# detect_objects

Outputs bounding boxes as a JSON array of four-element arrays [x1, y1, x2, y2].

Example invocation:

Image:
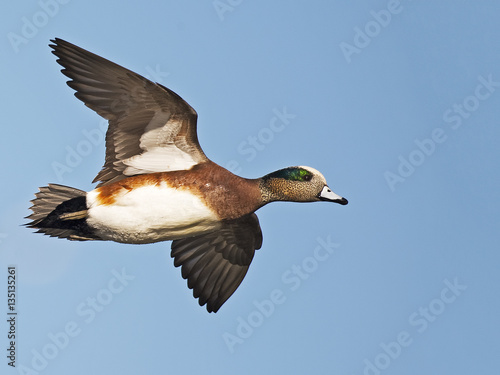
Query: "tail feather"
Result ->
[[26, 184, 101, 241]]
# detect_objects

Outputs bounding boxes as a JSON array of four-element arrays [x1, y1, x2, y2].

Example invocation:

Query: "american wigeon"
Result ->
[[27, 38, 348, 312]]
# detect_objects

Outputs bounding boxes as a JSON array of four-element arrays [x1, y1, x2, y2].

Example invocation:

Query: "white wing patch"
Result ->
[[142, 112, 180, 148], [123, 148, 198, 175], [121, 113, 198, 175]]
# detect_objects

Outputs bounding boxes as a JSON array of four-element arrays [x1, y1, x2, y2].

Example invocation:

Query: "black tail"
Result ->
[[26, 184, 101, 241]]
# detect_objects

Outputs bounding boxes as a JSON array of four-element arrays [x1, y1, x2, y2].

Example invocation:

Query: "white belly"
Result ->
[[86, 184, 221, 244]]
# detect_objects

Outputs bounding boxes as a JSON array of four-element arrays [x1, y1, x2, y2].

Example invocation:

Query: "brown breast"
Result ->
[[94, 161, 264, 220]]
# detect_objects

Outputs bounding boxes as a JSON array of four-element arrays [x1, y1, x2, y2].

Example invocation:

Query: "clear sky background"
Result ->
[[1, 1, 499, 374]]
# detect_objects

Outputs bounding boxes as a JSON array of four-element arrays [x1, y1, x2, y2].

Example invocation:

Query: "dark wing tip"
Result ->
[[49, 37, 74, 57], [171, 214, 263, 313]]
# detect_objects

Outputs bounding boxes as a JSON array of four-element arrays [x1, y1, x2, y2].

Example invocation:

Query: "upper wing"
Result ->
[[50, 38, 208, 187], [171, 214, 263, 313]]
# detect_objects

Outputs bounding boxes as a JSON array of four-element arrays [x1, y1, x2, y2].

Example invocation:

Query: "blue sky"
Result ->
[[1, 1, 500, 374]]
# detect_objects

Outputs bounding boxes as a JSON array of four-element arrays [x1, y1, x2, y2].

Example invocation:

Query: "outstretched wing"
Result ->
[[171, 214, 263, 313], [50, 38, 208, 187]]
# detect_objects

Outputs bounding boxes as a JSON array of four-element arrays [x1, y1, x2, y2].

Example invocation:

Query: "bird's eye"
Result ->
[[303, 174, 312, 181]]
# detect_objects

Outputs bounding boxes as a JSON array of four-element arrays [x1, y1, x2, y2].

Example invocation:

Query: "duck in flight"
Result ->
[[26, 38, 348, 313]]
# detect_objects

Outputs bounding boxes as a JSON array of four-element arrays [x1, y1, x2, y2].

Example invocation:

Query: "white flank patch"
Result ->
[[86, 183, 220, 244]]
